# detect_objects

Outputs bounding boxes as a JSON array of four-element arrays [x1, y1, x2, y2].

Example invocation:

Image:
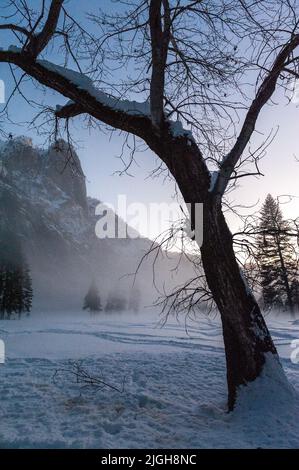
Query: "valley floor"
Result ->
[[0, 310, 298, 448]]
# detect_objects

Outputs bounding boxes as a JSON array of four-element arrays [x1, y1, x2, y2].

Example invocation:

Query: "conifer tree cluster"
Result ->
[[256, 194, 298, 313], [105, 293, 127, 313], [83, 282, 142, 314], [0, 229, 33, 319]]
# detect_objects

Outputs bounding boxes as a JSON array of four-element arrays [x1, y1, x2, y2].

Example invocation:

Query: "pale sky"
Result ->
[[0, 0, 298, 243]]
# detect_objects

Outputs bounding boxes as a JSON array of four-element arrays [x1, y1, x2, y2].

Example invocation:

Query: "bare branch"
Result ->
[[214, 33, 299, 196], [24, 0, 64, 57], [55, 101, 85, 119], [149, 0, 170, 127], [0, 23, 31, 37], [53, 361, 126, 394], [0, 49, 157, 146]]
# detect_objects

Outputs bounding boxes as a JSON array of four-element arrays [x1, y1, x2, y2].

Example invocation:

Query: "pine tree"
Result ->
[[256, 194, 297, 313], [105, 292, 127, 312], [128, 286, 141, 313], [0, 229, 33, 319], [291, 277, 299, 312], [20, 263, 33, 315], [83, 282, 102, 312]]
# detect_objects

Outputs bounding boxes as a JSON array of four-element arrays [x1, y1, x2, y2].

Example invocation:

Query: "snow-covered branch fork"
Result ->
[[1, 0, 299, 410]]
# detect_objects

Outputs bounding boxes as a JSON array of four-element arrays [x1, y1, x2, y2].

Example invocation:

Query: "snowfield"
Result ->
[[0, 310, 298, 449]]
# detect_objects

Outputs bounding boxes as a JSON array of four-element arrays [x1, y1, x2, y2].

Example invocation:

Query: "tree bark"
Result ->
[[200, 200, 278, 410], [161, 135, 279, 410]]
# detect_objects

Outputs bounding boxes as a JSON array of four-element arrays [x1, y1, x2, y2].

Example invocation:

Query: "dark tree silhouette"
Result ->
[[0, 229, 33, 319], [291, 278, 299, 312], [105, 293, 127, 313], [256, 195, 297, 313], [83, 282, 102, 312], [128, 286, 141, 313]]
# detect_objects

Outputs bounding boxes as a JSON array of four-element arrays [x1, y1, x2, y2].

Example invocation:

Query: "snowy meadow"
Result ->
[[0, 309, 298, 449]]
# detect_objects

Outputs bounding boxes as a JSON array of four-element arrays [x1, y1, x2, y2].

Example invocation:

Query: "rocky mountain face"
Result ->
[[0, 137, 195, 312]]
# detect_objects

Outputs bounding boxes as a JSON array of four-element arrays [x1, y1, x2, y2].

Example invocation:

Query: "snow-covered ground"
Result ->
[[0, 309, 298, 448]]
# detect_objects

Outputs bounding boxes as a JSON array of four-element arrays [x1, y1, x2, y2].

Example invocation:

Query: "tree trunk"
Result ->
[[160, 135, 282, 411], [200, 199, 278, 410], [276, 237, 294, 314]]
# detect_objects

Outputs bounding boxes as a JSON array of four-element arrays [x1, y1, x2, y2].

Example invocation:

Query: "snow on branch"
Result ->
[[39, 61, 151, 118], [169, 120, 195, 143], [0, 48, 155, 140]]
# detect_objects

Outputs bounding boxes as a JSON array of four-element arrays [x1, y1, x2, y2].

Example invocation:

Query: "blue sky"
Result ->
[[0, 0, 298, 240]]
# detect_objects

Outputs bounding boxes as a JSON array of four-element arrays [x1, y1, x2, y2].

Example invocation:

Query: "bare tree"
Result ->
[[1, 0, 299, 409]]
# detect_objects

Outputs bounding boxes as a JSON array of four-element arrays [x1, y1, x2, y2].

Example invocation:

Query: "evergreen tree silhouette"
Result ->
[[83, 282, 102, 312], [256, 194, 296, 313], [291, 278, 299, 312], [0, 228, 33, 319], [128, 286, 141, 313], [105, 292, 127, 312]]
